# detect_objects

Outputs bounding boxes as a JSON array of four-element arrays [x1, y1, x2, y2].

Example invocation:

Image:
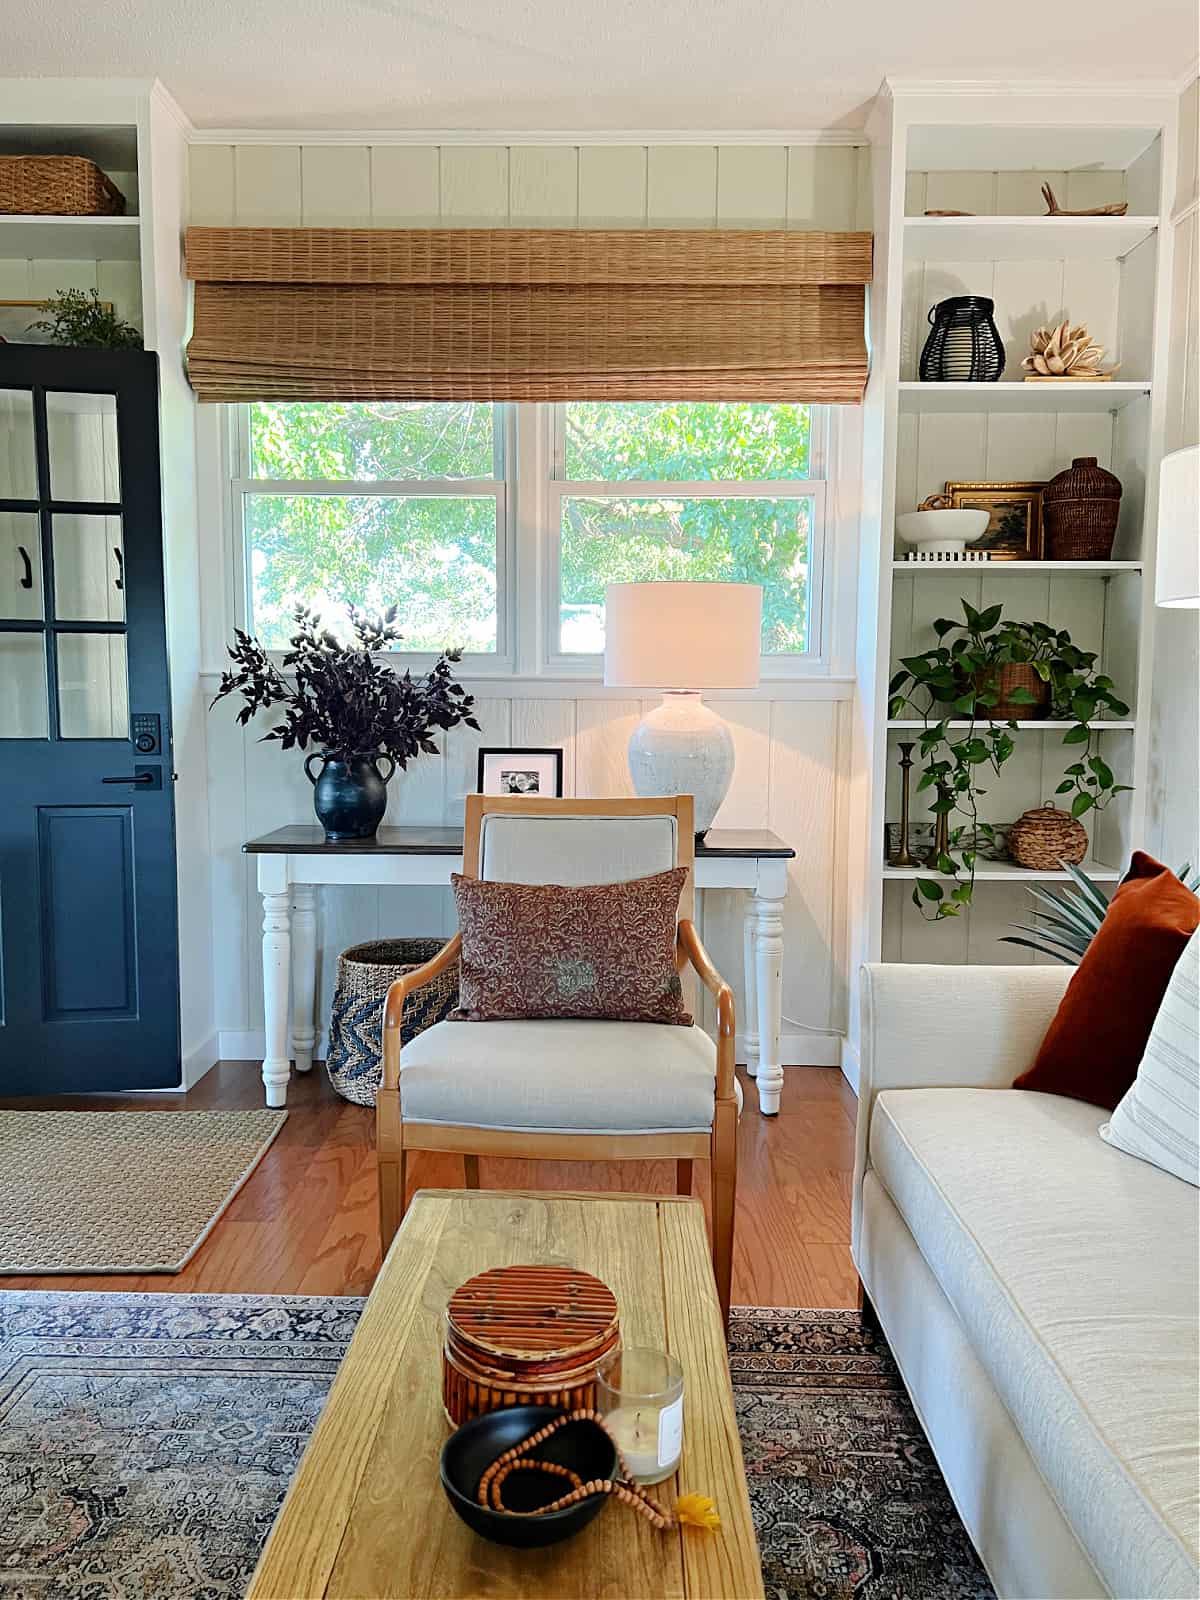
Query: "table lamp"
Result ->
[[1156, 446, 1199, 608], [603, 581, 762, 835]]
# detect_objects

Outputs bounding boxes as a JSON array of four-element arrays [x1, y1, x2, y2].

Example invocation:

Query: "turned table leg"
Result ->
[[742, 896, 760, 1079], [261, 887, 293, 1109], [291, 884, 318, 1075], [753, 891, 785, 1116]]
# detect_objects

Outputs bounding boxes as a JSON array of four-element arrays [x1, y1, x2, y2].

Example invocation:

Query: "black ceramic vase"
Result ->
[[304, 752, 396, 841], [919, 295, 1005, 382]]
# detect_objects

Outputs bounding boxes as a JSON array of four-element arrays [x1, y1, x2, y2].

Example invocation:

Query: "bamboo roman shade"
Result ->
[[184, 227, 872, 404]]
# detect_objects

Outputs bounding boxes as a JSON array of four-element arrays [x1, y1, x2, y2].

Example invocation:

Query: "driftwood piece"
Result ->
[[1040, 182, 1128, 218]]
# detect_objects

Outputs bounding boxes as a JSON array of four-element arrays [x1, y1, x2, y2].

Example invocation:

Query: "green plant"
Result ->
[[888, 600, 1133, 919], [1002, 858, 1199, 962], [29, 288, 142, 350]]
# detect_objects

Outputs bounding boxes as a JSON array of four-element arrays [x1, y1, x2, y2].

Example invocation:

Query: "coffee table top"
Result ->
[[248, 1189, 763, 1600]]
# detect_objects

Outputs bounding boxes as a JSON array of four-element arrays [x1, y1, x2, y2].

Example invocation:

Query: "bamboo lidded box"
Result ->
[[443, 1265, 620, 1426]]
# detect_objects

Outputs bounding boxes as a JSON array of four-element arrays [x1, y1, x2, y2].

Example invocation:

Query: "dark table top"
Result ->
[[244, 824, 795, 860]]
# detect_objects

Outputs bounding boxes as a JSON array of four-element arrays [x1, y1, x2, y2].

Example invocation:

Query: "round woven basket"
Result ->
[[1008, 805, 1088, 870], [980, 663, 1050, 722], [443, 1265, 620, 1426], [325, 937, 459, 1107], [1042, 456, 1122, 560]]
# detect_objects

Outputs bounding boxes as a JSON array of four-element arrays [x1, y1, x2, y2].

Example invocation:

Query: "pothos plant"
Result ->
[[888, 600, 1132, 919]]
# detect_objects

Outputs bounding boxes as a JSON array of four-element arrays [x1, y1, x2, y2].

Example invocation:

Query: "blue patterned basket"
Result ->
[[326, 938, 459, 1107]]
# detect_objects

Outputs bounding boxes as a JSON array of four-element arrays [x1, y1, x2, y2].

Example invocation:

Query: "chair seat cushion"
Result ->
[[399, 1019, 736, 1134]]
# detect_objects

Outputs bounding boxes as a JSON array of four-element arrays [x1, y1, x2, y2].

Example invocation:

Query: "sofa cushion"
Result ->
[[399, 1018, 739, 1133], [870, 1085, 1199, 1600]]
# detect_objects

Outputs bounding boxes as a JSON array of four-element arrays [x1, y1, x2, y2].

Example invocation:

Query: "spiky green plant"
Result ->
[[1002, 859, 1200, 963]]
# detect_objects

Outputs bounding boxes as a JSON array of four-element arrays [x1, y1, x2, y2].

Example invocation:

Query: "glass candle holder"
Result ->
[[595, 1346, 684, 1484]]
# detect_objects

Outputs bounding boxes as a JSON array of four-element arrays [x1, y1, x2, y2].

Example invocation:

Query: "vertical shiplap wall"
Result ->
[[1148, 80, 1200, 867], [188, 141, 869, 229], [0, 257, 143, 330], [192, 139, 866, 1063]]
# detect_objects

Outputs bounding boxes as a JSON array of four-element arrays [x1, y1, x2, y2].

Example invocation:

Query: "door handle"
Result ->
[[17, 545, 32, 590], [113, 547, 124, 591], [102, 772, 155, 785], [102, 764, 163, 790]]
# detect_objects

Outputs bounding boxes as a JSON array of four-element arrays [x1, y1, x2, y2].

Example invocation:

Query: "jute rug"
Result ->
[[0, 1110, 287, 1274], [0, 1294, 993, 1599]]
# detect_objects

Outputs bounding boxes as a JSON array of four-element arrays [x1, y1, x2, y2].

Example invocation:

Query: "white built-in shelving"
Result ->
[[848, 81, 1178, 1020], [0, 215, 142, 261]]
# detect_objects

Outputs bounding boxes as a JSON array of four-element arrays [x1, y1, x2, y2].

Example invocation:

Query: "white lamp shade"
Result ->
[[1156, 446, 1200, 608], [603, 581, 763, 689]]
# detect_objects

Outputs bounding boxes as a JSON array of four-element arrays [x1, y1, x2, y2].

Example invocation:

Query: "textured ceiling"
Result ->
[[3, 0, 1193, 129]]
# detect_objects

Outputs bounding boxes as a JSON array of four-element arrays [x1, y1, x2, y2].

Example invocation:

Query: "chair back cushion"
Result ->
[[478, 813, 677, 885], [450, 867, 692, 1024]]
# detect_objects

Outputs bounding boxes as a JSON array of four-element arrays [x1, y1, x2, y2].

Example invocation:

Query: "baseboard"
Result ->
[[182, 1032, 221, 1091], [840, 1037, 861, 1094]]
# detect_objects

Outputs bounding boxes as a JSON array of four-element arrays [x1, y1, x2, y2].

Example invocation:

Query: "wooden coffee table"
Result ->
[[248, 1189, 763, 1600]]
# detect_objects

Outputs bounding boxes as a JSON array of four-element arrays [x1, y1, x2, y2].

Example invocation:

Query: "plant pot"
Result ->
[[304, 752, 396, 841], [977, 663, 1051, 722]]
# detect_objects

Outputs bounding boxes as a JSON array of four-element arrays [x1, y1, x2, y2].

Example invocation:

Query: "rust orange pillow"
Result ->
[[1014, 851, 1200, 1109], [449, 868, 692, 1025]]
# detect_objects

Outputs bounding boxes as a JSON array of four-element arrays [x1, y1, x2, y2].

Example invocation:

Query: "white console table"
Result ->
[[243, 825, 795, 1116]]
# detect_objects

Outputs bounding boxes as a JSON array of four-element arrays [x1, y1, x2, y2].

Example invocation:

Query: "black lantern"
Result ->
[[919, 296, 1005, 382]]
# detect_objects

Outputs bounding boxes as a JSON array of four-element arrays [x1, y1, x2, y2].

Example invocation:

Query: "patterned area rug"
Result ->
[[0, 1294, 994, 1599], [0, 1111, 287, 1273]]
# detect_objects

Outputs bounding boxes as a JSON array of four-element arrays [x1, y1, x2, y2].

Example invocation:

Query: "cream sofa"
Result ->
[[852, 963, 1200, 1600]]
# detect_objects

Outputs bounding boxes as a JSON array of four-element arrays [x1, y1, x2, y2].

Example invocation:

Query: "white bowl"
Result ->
[[896, 508, 991, 554]]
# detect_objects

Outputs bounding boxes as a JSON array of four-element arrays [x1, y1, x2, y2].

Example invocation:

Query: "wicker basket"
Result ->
[[979, 662, 1050, 722], [1008, 805, 1088, 870], [325, 937, 458, 1106], [1042, 456, 1122, 560], [0, 156, 126, 217], [443, 1265, 620, 1427]]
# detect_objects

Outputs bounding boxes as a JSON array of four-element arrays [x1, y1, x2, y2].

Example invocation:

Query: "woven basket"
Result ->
[[1008, 805, 1088, 870], [0, 156, 126, 217], [443, 1265, 620, 1427], [979, 663, 1050, 722], [325, 937, 458, 1106], [1042, 456, 1121, 560]]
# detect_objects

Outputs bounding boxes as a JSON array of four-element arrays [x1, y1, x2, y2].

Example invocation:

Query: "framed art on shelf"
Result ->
[[0, 298, 113, 345], [476, 747, 564, 798], [943, 480, 1046, 559]]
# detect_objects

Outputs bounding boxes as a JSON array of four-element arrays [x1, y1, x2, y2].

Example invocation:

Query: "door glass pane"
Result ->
[[57, 633, 129, 739], [0, 388, 37, 499], [0, 634, 49, 738], [0, 511, 43, 620], [52, 514, 125, 622], [46, 392, 120, 503]]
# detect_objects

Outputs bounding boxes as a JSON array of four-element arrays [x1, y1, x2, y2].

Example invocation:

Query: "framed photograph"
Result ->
[[0, 299, 113, 346], [476, 747, 564, 798], [944, 480, 1046, 560]]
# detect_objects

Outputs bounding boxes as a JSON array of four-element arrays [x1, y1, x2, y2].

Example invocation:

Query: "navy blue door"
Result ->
[[0, 347, 179, 1091]]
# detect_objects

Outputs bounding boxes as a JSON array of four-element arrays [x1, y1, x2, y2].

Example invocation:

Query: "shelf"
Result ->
[[887, 720, 1136, 731], [897, 381, 1150, 414], [0, 215, 141, 261], [892, 560, 1142, 575], [882, 858, 1121, 882], [903, 214, 1157, 262], [905, 126, 1160, 175]]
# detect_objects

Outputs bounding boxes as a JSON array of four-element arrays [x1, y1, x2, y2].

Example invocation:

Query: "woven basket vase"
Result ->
[[980, 663, 1051, 722], [1042, 456, 1122, 560], [325, 937, 458, 1106], [1008, 805, 1089, 870], [0, 156, 126, 216]]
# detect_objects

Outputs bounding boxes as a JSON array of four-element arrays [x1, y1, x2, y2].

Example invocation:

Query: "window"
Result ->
[[232, 400, 828, 672], [236, 401, 505, 653], [551, 402, 823, 659]]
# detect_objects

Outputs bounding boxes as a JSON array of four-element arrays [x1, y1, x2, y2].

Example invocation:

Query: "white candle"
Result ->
[[605, 1401, 683, 1484]]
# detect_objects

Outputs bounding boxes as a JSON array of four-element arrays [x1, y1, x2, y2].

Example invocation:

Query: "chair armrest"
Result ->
[[677, 919, 737, 1101], [380, 933, 462, 1091]]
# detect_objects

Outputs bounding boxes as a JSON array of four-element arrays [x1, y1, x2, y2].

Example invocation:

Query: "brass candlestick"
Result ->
[[926, 786, 952, 867], [889, 742, 918, 867]]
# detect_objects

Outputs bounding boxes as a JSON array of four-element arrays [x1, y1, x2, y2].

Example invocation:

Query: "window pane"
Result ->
[[245, 494, 498, 653], [0, 388, 37, 499], [53, 513, 124, 622], [46, 392, 120, 502], [562, 402, 811, 481], [0, 634, 48, 738], [559, 495, 812, 655], [1, 511, 43, 621], [248, 402, 497, 481], [57, 633, 129, 739]]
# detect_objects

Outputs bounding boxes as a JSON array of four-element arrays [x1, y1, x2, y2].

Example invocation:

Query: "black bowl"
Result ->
[[440, 1405, 617, 1548]]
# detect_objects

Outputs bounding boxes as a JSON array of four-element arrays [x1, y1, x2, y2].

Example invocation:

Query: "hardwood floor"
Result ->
[[2, 1063, 859, 1307]]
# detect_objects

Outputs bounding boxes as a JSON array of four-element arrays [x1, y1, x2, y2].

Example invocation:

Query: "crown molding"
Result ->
[[882, 75, 1180, 99], [1176, 60, 1200, 94], [185, 126, 866, 147], [149, 78, 193, 136]]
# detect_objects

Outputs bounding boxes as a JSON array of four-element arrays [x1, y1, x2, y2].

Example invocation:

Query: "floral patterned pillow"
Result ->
[[449, 868, 692, 1025]]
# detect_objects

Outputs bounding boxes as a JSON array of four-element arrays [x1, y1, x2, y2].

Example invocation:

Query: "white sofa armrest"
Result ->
[[852, 962, 1072, 1261]]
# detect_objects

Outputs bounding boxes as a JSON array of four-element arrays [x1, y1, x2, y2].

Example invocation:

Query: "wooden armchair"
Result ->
[[377, 794, 739, 1318]]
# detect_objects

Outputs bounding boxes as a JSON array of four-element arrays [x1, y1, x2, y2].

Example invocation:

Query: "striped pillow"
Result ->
[[1100, 927, 1199, 1186]]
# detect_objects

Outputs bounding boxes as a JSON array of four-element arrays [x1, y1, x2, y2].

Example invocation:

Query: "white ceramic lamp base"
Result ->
[[627, 692, 733, 835]]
